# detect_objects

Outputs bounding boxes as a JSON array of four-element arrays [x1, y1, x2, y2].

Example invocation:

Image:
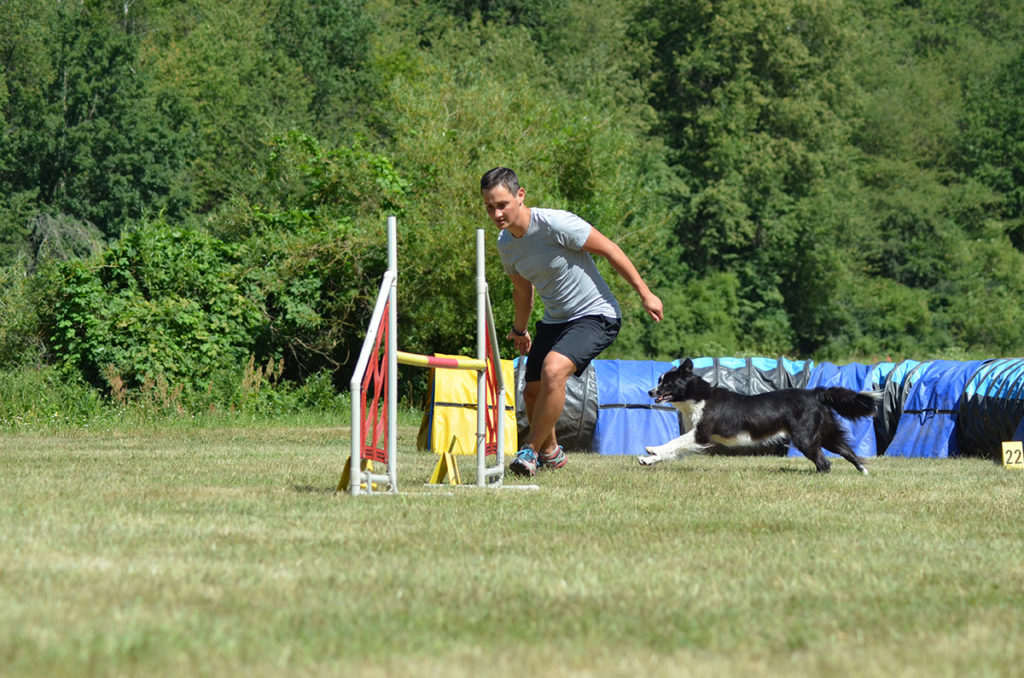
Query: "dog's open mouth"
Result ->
[[652, 393, 671, 403]]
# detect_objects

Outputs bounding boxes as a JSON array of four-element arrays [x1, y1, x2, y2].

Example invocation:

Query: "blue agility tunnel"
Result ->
[[877, 360, 926, 453], [884, 360, 988, 458], [957, 358, 1024, 459]]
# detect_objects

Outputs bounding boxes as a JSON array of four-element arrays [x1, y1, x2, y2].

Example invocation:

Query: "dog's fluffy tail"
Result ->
[[816, 388, 880, 419]]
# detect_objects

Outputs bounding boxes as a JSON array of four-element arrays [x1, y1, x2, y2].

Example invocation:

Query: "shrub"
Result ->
[[0, 366, 108, 430], [37, 222, 264, 393]]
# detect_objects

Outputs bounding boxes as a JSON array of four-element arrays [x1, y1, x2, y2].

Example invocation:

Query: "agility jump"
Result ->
[[339, 216, 509, 495]]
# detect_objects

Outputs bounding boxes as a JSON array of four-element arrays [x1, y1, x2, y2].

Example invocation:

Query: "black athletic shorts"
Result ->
[[524, 315, 621, 382]]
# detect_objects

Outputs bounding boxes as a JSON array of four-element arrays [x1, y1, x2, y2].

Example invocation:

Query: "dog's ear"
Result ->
[[680, 357, 693, 371]]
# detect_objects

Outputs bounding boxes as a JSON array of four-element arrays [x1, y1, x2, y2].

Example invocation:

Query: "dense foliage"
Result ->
[[3, 0, 1024, 409]]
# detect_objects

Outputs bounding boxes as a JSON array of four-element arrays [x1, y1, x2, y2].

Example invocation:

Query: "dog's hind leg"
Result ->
[[823, 428, 869, 475], [791, 417, 832, 473], [800, 445, 832, 473]]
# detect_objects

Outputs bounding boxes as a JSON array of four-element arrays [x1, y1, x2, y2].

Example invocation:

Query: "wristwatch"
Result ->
[[511, 327, 527, 337]]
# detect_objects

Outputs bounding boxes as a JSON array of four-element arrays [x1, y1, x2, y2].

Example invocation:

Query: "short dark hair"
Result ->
[[480, 167, 520, 194]]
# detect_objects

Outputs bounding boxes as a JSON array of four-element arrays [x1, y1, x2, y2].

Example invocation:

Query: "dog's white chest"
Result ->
[[671, 400, 704, 431]]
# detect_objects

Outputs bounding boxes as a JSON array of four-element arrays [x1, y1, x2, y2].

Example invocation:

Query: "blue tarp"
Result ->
[[591, 359, 680, 456], [788, 361, 878, 459], [884, 360, 986, 458]]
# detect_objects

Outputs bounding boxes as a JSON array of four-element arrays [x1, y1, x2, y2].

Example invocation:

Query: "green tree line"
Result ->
[[2, 0, 1024, 407]]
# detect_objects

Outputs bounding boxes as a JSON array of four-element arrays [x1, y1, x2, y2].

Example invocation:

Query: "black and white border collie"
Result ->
[[640, 358, 878, 474]]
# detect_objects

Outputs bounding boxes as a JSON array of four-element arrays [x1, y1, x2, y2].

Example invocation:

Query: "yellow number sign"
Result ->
[[1001, 441, 1024, 469]]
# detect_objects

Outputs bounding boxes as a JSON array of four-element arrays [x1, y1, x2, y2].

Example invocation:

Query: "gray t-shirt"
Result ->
[[497, 207, 621, 323]]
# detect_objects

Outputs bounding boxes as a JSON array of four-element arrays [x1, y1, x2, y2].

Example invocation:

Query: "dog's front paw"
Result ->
[[638, 454, 658, 466]]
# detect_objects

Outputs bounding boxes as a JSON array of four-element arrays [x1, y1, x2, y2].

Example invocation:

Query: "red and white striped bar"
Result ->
[[395, 351, 486, 371]]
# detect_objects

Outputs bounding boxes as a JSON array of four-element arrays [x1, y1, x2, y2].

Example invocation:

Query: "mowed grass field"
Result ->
[[2, 423, 1023, 677]]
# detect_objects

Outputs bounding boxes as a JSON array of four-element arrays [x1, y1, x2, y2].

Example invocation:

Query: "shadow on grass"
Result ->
[[628, 460, 819, 475]]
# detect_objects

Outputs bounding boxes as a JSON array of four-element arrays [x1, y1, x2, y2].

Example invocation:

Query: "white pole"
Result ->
[[387, 216, 398, 493], [349, 372, 361, 496], [476, 228, 487, 487]]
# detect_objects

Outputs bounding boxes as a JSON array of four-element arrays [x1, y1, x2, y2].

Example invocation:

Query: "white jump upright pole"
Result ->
[[476, 228, 508, 487], [386, 215, 398, 492], [476, 228, 488, 487]]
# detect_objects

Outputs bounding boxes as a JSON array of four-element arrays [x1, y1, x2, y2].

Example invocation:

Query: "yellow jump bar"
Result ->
[[395, 351, 487, 371]]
